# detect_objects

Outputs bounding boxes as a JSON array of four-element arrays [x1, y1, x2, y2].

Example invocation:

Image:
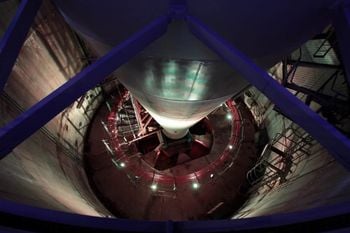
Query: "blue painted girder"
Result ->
[[0, 0, 42, 90], [187, 15, 350, 170], [0, 15, 169, 158], [1, 196, 350, 232], [1, 3, 350, 171]]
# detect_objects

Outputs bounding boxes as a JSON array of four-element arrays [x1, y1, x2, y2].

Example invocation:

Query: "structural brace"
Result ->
[[1, 1, 350, 232], [0, 1, 350, 171], [186, 15, 350, 170], [0, 15, 170, 157], [0, 0, 42, 90]]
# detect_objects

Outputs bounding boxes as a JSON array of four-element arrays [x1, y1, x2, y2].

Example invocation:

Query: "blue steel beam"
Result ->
[[0, 15, 169, 158], [186, 16, 350, 170], [333, 2, 350, 86], [1, 197, 350, 232], [0, 0, 42, 90]]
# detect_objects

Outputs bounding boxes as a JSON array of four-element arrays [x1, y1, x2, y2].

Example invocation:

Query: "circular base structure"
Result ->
[[84, 90, 258, 220]]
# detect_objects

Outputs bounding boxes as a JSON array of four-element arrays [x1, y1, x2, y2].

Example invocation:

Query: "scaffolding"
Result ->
[[247, 124, 313, 194]]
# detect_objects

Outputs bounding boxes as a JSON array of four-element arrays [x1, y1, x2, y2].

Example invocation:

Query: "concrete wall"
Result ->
[[0, 0, 110, 217]]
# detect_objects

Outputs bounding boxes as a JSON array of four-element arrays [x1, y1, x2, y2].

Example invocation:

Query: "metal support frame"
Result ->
[[333, 2, 350, 86], [130, 94, 143, 132], [0, 1, 347, 167], [282, 57, 348, 113], [186, 15, 350, 170], [0, 15, 169, 157], [0, 2, 350, 231], [1, 197, 350, 232], [0, 0, 42, 90], [285, 82, 349, 110]]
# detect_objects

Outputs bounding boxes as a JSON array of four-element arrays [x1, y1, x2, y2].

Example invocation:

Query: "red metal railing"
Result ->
[[105, 92, 244, 192]]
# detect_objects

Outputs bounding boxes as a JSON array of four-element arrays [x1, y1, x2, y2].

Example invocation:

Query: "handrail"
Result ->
[[247, 124, 313, 194], [104, 94, 245, 192]]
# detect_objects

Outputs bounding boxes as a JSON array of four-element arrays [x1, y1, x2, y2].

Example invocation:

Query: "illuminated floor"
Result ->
[[84, 92, 258, 220]]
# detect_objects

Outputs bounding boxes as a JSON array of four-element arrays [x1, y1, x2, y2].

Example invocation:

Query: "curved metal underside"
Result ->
[[52, 0, 333, 138]]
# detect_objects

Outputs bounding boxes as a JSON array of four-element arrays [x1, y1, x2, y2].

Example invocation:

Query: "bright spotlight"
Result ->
[[228, 145, 233, 150], [150, 184, 157, 191], [119, 162, 126, 168], [226, 114, 232, 120], [192, 182, 200, 189]]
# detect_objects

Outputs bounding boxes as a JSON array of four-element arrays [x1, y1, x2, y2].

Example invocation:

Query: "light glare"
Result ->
[[151, 184, 157, 191], [192, 182, 200, 189]]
